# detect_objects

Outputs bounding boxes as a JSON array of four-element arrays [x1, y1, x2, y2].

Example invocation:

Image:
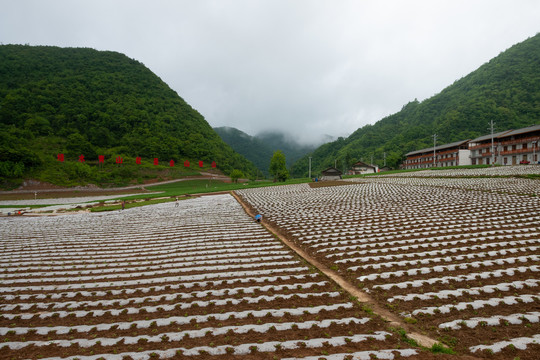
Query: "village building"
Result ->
[[403, 140, 471, 169], [469, 124, 540, 165], [348, 161, 378, 175], [320, 167, 343, 181]]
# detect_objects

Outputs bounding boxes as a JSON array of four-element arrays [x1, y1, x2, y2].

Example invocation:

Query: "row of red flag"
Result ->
[[57, 154, 216, 168]]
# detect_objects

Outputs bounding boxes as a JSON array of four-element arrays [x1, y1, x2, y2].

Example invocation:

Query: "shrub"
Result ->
[[403, 317, 417, 324], [430, 342, 455, 354]]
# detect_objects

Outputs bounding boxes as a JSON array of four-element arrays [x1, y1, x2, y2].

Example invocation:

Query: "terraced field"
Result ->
[[237, 172, 540, 359], [1, 194, 435, 360]]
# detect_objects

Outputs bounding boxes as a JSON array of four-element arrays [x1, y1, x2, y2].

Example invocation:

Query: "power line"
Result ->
[[432, 134, 437, 167]]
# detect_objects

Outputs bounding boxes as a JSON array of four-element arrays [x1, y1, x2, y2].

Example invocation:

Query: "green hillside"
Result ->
[[214, 127, 317, 177], [214, 127, 274, 177], [291, 33, 540, 177], [0, 45, 257, 188]]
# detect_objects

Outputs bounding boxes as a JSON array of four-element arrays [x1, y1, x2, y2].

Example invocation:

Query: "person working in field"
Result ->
[[255, 214, 262, 222]]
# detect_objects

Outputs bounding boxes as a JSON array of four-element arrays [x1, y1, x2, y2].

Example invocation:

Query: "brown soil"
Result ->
[[308, 181, 354, 188]]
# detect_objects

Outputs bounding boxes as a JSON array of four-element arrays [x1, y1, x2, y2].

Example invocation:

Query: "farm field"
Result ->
[[0, 194, 446, 360], [236, 169, 540, 359]]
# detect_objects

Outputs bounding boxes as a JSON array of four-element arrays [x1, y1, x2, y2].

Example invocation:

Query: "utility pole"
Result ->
[[308, 157, 312, 179], [334, 159, 337, 168], [370, 154, 374, 166], [383, 152, 387, 167], [489, 120, 496, 165], [432, 134, 437, 168]]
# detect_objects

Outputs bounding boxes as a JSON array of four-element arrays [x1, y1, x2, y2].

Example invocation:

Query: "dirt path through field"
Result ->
[[230, 191, 443, 350]]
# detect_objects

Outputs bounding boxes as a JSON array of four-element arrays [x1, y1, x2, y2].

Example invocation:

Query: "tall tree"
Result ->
[[269, 150, 289, 182]]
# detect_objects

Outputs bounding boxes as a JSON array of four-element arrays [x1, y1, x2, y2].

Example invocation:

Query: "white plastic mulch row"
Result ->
[[0, 248, 290, 271], [0, 303, 355, 337], [356, 255, 540, 281], [0, 281, 330, 311], [0, 267, 310, 292], [469, 334, 540, 354], [3, 316, 368, 349], [1, 260, 302, 284], [2, 291, 342, 320], [336, 245, 539, 266], [408, 293, 540, 316], [323, 238, 539, 258], [386, 279, 540, 302], [440, 311, 540, 330], [37, 331, 407, 360], [0, 273, 322, 301], [0, 237, 277, 263]]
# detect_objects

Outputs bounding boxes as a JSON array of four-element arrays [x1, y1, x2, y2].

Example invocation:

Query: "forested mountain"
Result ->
[[0, 45, 257, 188], [214, 127, 317, 177], [291, 33, 540, 177], [256, 131, 319, 166], [214, 127, 274, 177]]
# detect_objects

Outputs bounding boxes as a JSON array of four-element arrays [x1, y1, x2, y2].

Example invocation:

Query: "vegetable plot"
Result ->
[[237, 170, 540, 359], [1, 194, 425, 359]]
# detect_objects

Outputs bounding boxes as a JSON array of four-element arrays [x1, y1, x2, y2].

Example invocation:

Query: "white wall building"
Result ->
[[403, 140, 471, 169], [469, 125, 540, 165]]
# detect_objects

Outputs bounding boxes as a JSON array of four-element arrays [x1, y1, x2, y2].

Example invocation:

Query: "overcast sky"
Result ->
[[1, 1, 539, 144]]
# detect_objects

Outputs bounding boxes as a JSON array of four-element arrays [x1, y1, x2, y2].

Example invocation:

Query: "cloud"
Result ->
[[1, 0, 539, 144]]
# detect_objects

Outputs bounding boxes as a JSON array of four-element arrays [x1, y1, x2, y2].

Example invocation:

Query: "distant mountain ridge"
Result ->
[[291, 33, 540, 177], [0, 45, 257, 187], [214, 127, 319, 177]]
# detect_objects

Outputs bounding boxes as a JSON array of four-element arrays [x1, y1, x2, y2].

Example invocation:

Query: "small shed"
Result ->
[[349, 161, 377, 175], [320, 167, 342, 181]]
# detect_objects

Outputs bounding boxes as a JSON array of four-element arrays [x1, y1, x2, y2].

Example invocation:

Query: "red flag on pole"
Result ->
[[211, 161, 216, 168], [184, 160, 190, 167], [98, 155, 105, 163], [169, 160, 175, 167], [79, 155, 85, 163], [153, 158, 159, 166], [198, 160, 203, 168], [136, 157, 142, 165], [57, 154, 64, 162], [115, 156, 123, 164]]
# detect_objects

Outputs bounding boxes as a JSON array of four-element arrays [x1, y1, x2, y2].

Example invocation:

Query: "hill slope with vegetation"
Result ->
[[214, 127, 274, 178], [0, 45, 257, 188], [291, 33, 540, 177]]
